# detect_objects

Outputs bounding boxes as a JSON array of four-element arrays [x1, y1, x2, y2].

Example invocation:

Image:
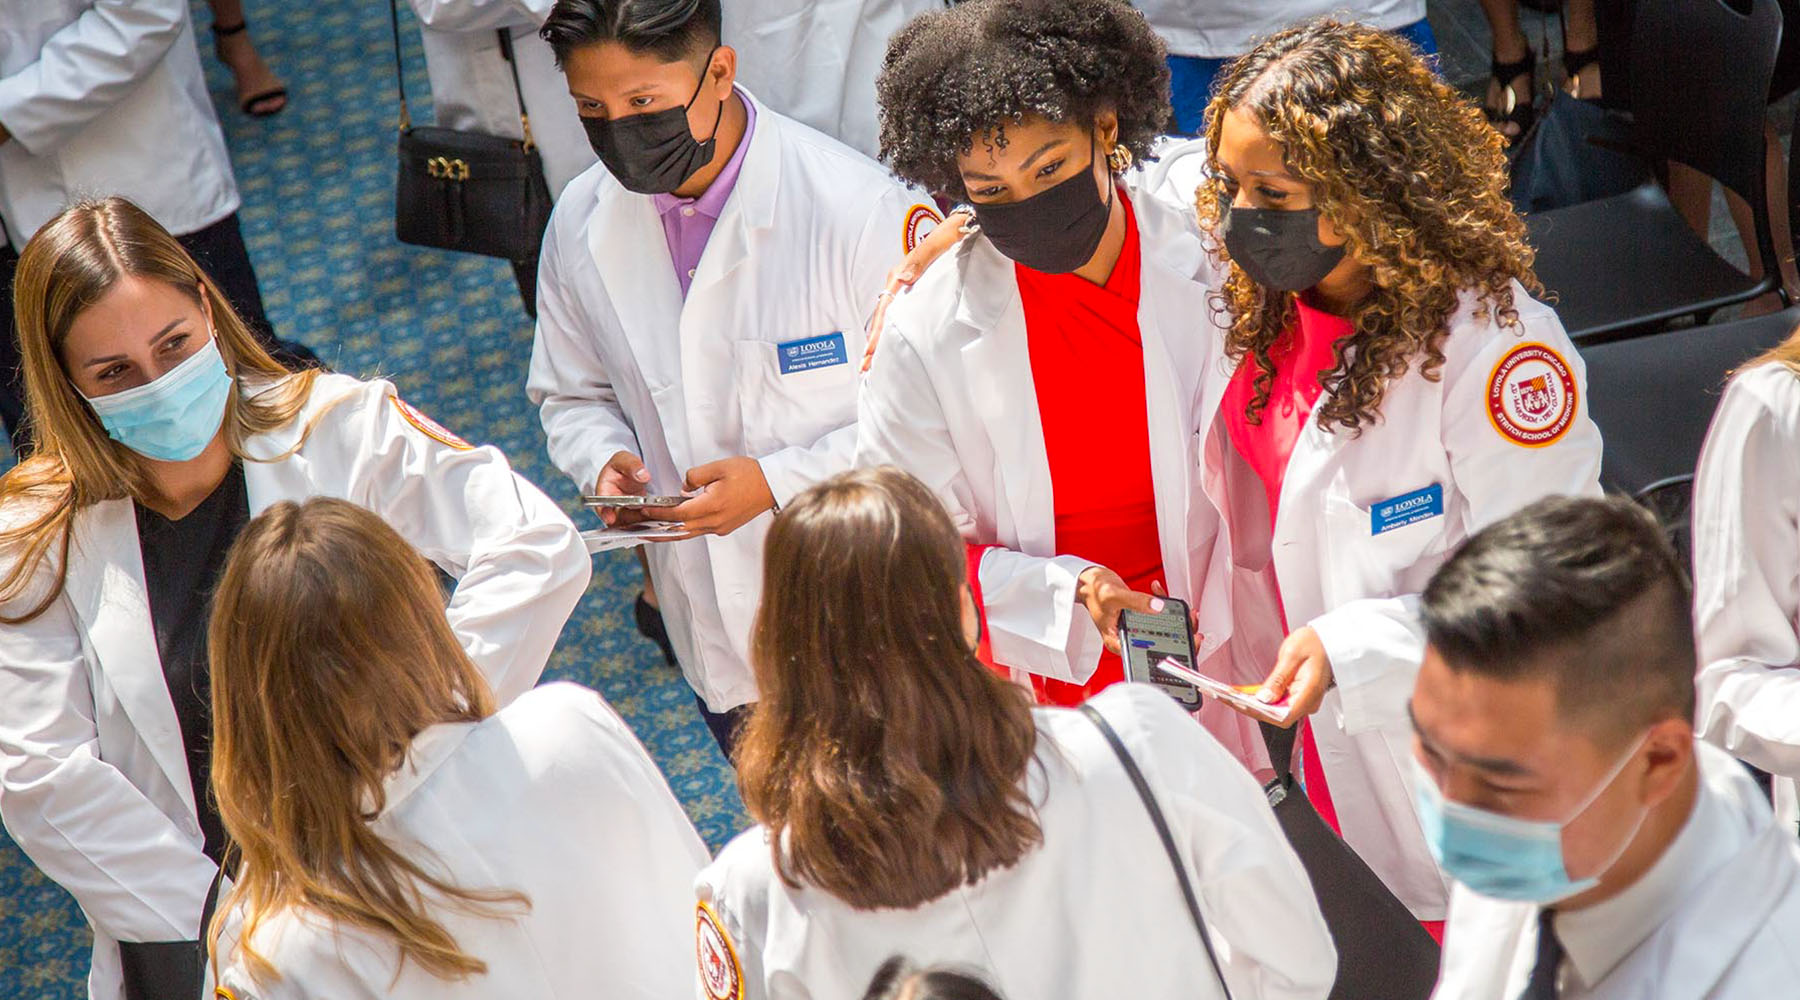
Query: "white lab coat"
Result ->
[[0, 373, 591, 1000], [406, 0, 595, 198], [1134, 141, 1605, 919], [1693, 360, 1800, 835], [528, 92, 933, 712], [0, 0, 237, 249], [1431, 742, 1800, 999], [856, 173, 1271, 769], [214, 682, 708, 999], [723, 1, 942, 160], [1133, 0, 1427, 59], [696, 684, 1335, 1000]]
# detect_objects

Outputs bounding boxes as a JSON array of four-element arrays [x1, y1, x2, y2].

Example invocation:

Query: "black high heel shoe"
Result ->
[[1485, 47, 1538, 148]]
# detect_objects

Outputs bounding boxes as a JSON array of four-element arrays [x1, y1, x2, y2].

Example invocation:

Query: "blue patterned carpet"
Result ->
[[0, 3, 747, 994]]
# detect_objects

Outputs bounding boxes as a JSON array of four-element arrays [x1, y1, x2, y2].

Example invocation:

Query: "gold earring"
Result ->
[[1106, 144, 1133, 173]]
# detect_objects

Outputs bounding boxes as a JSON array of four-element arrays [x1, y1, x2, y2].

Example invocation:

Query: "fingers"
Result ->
[[1259, 642, 1305, 707], [684, 460, 729, 491], [861, 296, 891, 373]]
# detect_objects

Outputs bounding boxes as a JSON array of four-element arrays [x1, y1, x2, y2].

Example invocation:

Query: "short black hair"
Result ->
[[862, 957, 1006, 1000], [540, 0, 720, 68], [875, 0, 1171, 200], [1420, 495, 1696, 744]]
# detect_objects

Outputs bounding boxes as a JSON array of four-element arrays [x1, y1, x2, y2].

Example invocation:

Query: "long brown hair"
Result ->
[[735, 466, 1042, 909], [207, 497, 523, 984], [1195, 19, 1541, 433], [0, 197, 320, 624]]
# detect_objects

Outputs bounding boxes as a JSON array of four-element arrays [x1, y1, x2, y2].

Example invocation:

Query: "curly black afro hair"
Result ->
[[876, 0, 1171, 201]]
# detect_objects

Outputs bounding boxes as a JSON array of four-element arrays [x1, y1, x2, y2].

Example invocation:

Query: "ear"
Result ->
[[1635, 717, 1694, 808], [1094, 109, 1120, 150], [711, 45, 737, 96]]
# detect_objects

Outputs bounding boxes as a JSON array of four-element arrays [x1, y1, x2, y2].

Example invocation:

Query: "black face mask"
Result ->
[[584, 50, 724, 195], [1219, 203, 1347, 291], [973, 145, 1114, 275]]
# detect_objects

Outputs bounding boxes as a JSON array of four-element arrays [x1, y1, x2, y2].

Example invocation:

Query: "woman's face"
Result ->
[[60, 275, 214, 399], [954, 112, 1117, 206], [1213, 107, 1345, 243]]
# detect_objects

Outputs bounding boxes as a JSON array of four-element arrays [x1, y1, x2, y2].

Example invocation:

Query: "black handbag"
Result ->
[[117, 858, 228, 1000], [1259, 721, 1440, 1000], [387, 0, 552, 266], [1081, 705, 1233, 999], [1508, 89, 1650, 214]]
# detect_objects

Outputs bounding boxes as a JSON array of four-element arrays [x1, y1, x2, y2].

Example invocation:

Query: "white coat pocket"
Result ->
[[1320, 491, 1449, 608], [731, 338, 859, 458]]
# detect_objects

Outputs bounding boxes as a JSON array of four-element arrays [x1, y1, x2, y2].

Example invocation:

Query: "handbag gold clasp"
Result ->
[[426, 156, 471, 181]]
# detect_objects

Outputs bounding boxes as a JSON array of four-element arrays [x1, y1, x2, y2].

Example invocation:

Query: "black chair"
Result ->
[[1528, 0, 1787, 344], [1578, 304, 1800, 562]]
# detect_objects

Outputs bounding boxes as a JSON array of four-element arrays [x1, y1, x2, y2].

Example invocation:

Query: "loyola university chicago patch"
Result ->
[[1486, 343, 1578, 447], [697, 901, 744, 1000]]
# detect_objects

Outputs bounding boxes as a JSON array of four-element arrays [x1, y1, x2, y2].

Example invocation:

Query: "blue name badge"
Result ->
[[776, 332, 849, 375], [1371, 484, 1445, 536]]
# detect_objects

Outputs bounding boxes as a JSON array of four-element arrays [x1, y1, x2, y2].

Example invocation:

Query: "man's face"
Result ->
[[562, 40, 732, 135], [1408, 646, 1657, 883]]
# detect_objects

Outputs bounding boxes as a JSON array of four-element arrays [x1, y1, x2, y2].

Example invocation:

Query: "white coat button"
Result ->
[[681, 207, 696, 217], [687, 268, 697, 278]]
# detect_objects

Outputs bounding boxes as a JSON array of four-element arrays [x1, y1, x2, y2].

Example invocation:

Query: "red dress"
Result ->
[[1221, 297, 1447, 943], [1007, 192, 1163, 707]]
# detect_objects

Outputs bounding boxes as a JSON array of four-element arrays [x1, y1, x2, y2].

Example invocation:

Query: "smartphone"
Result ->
[[1118, 599, 1203, 711], [582, 494, 686, 509]]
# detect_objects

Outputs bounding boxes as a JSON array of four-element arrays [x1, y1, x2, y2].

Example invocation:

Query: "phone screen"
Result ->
[[1118, 601, 1202, 710]]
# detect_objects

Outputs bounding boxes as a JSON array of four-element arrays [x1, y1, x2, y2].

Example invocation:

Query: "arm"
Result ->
[[0, 0, 189, 156], [1693, 372, 1800, 777], [857, 322, 1103, 684], [526, 222, 643, 495], [1316, 311, 1603, 733], [342, 385, 591, 704], [406, 0, 553, 31], [0, 562, 216, 942], [1119, 689, 1336, 999]]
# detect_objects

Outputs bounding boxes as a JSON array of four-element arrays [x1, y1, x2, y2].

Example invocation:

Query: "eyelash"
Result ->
[[98, 333, 188, 383], [972, 158, 1069, 199]]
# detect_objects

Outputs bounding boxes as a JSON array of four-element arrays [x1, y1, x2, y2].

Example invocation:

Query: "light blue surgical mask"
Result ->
[[81, 336, 233, 463], [1410, 734, 1648, 904]]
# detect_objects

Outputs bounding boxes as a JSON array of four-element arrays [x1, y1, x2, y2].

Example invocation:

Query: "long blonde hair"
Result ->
[[207, 497, 524, 985], [0, 197, 320, 623]]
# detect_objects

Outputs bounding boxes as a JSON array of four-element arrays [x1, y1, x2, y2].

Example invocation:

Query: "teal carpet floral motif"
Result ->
[[0, 3, 746, 994]]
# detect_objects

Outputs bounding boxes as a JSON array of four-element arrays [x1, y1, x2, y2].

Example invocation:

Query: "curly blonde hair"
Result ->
[[1195, 19, 1541, 433]]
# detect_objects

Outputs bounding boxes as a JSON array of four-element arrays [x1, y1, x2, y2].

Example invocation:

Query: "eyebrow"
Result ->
[[961, 138, 1068, 183], [1406, 702, 1534, 778], [84, 318, 184, 369]]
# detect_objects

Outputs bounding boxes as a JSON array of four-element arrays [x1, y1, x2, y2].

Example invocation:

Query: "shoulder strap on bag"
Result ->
[[388, 0, 411, 131], [1080, 704, 1233, 1000], [494, 28, 536, 152]]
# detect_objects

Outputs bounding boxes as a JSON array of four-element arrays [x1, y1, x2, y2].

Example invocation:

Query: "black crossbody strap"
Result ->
[[494, 28, 535, 151], [388, 0, 411, 130], [1080, 705, 1233, 999]]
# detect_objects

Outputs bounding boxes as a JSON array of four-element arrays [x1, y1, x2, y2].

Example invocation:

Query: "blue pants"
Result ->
[[1166, 18, 1440, 137]]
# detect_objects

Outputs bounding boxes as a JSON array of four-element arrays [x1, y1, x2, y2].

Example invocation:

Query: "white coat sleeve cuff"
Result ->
[[980, 551, 1105, 684], [1309, 595, 1424, 735]]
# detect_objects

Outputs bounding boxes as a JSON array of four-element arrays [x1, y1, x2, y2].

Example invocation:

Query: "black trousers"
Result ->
[[0, 211, 304, 450]]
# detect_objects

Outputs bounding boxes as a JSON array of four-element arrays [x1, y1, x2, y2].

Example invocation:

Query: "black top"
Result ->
[[135, 464, 250, 867]]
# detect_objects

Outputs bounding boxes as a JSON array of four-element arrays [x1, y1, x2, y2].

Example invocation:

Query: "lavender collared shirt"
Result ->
[[651, 87, 756, 299]]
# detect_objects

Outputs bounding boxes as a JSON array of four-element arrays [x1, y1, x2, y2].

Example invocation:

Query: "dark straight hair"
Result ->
[[735, 466, 1043, 910], [862, 956, 1007, 1000], [1420, 494, 1697, 744], [540, 0, 721, 67]]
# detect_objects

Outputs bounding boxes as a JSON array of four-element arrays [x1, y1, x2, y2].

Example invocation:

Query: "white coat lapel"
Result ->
[[956, 239, 1054, 553], [1138, 256, 1202, 596], [588, 179, 684, 375], [65, 500, 195, 814], [687, 91, 779, 302]]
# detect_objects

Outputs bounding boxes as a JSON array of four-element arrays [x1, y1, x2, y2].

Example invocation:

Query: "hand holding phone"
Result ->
[[594, 451, 654, 526], [1118, 598, 1203, 711]]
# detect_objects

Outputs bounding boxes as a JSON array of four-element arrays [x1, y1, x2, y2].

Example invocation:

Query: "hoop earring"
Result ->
[[1106, 143, 1133, 174]]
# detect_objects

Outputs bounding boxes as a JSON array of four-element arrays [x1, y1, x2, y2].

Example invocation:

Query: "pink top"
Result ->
[[651, 87, 756, 298]]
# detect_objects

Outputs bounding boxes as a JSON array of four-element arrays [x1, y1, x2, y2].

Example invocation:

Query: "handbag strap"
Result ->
[[1080, 705, 1233, 1000], [387, 0, 535, 150]]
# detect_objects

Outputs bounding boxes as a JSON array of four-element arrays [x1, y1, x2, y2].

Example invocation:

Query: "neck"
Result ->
[[140, 431, 232, 520], [1309, 261, 1374, 316], [671, 89, 747, 200], [1556, 760, 1700, 912], [1072, 183, 1127, 285]]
